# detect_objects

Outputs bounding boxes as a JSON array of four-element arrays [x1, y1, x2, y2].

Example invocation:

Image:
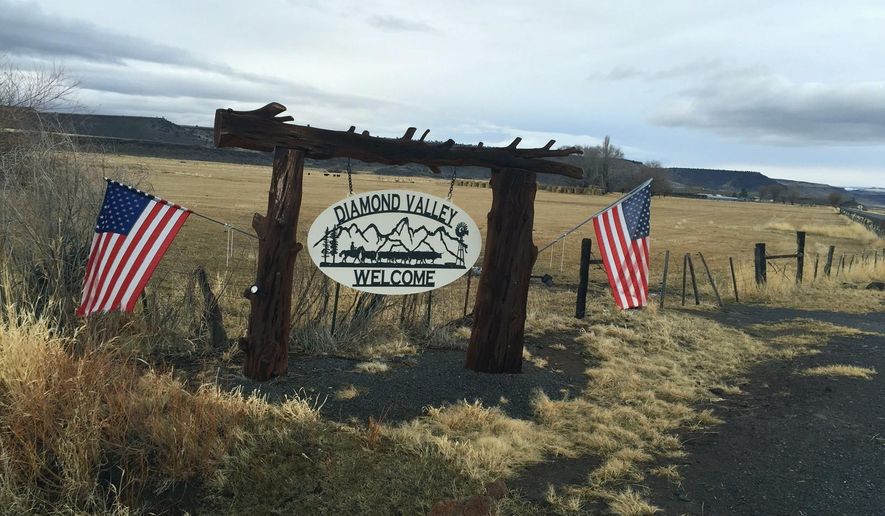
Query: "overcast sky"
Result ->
[[2, 0, 884, 187]]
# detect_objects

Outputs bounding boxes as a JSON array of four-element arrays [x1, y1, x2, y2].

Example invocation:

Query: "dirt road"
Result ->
[[651, 305, 885, 515]]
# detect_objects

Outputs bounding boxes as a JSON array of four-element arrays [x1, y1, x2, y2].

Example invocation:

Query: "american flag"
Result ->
[[591, 179, 652, 309], [76, 180, 190, 316]]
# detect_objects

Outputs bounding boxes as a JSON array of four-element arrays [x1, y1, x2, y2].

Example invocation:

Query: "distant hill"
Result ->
[[3, 108, 882, 206], [666, 168, 781, 192], [2, 108, 213, 147]]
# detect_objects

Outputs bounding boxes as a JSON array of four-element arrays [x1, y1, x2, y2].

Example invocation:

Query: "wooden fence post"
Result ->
[[194, 266, 227, 349], [839, 254, 845, 275], [813, 253, 820, 281], [466, 170, 537, 373], [687, 254, 700, 305], [755, 243, 767, 285], [698, 253, 723, 307], [575, 238, 592, 319], [681, 253, 688, 306], [796, 231, 806, 283], [659, 250, 670, 309], [824, 245, 835, 276], [729, 257, 739, 303], [240, 147, 304, 381]]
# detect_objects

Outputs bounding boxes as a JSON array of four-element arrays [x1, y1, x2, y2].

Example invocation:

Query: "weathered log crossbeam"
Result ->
[[214, 102, 584, 178]]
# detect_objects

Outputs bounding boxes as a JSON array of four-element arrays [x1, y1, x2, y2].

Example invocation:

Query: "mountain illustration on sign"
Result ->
[[314, 216, 469, 269]]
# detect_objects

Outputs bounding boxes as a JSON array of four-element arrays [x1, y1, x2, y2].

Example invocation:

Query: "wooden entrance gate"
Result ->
[[214, 103, 583, 379]]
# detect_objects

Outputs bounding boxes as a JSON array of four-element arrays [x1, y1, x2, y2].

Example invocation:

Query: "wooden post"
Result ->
[[849, 255, 855, 271], [698, 253, 723, 307], [687, 254, 700, 305], [575, 238, 592, 319], [239, 147, 304, 381], [330, 282, 340, 335], [754, 243, 767, 285], [795, 231, 806, 283], [194, 266, 227, 349], [839, 254, 845, 275], [681, 253, 688, 306], [465, 170, 537, 373], [426, 291, 433, 328], [729, 257, 739, 303], [813, 253, 820, 281], [659, 250, 670, 309], [463, 271, 473, 317], [824, 245, 835, 276]]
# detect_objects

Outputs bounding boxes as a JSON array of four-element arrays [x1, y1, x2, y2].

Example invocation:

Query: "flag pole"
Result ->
[[104, 178, 259, 240], [537, 178, 652, 254]]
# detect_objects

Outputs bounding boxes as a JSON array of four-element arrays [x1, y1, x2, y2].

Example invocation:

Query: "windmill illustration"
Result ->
[[455, 222, 469, 267]]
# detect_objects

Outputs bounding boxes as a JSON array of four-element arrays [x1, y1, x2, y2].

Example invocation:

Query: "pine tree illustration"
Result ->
[[322, 227, 331, 264], [329, 227, 339, 263]]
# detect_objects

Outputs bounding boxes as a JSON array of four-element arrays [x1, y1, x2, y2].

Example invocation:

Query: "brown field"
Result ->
[[93, 154, 884, 323], [104, 154, 879, 275]]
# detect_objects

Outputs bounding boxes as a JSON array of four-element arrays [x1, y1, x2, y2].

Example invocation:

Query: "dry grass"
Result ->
[[334, 384, 362, 400], [2, 285, 880, 513], [747, 318, 875, 359], [721, 254, 885, 313], [353, 360, 391, 374], [607, 487, 661, 515], [0, 315, 258, 512], [801, 364, 877, 379], [763, 220, 881, 243]]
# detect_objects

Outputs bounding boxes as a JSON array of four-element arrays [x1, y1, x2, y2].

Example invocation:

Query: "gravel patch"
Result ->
[[221, 337, 587, 424]]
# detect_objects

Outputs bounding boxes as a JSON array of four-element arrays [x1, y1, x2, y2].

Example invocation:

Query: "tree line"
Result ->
[[573, 136, 671, 195]]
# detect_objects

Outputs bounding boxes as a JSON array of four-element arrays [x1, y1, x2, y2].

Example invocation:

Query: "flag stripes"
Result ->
[[591, 180, 652, 309], [77, 182, 189, 316]]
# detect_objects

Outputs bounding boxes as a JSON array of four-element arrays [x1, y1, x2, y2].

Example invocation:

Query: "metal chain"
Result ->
[[447, 166, 457, 200], [346, 157, 354, 196]]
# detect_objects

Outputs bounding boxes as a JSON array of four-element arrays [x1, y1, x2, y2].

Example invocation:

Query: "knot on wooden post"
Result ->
[[243, 284, 259, 300]]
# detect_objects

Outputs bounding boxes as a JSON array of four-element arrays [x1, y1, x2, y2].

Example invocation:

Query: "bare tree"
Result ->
[[828, 191, 845, 207], [0, 56, 78, 124], [599, 135, 623, 193], [769, 184, 786, 203]]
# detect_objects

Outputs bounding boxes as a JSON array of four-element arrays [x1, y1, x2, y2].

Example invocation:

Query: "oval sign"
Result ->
[[307, 190, 481, 294]]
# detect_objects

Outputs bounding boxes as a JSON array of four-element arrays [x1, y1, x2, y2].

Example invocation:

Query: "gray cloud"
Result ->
[[368, 15, 437, 33], [588, 59, 727, 82], [0, 0, 234, 74], [71, 63, 393, 111], [653, 72, 885, 145], [0, 0, 395, 118]]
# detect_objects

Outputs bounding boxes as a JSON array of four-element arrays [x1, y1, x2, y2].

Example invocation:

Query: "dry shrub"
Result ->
[[607, 487, 660, 515], [0, 315, 265, 512]]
